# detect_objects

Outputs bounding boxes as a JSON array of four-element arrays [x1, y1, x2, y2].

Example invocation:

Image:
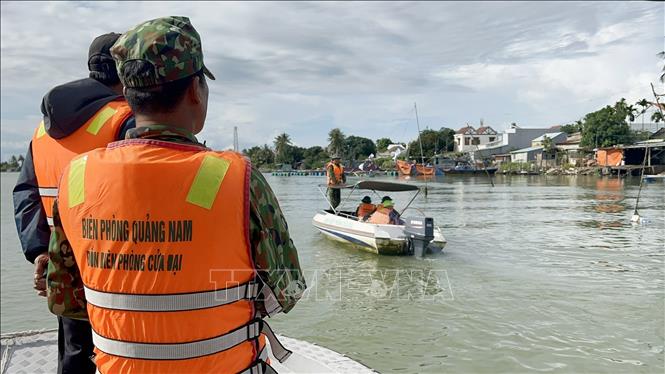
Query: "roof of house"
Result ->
[[456, 126, 475, 135], [532, 132, 565, 142], [510, 146, 544, 154], [650, 127, 665, 140], [476, 126, 497, 135], [560, 132, 582, 144]]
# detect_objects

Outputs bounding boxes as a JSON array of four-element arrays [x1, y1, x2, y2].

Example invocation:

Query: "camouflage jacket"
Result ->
[[47, 125, 306, 318]]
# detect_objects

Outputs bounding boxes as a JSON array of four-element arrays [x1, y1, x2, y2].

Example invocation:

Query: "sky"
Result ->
[[1, 1, 663, 160]]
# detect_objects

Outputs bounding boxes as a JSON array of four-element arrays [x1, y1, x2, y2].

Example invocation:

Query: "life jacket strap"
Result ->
[[84, 281, 259, 312], [238, 348, 277, 374], [259, 319, 292, 363], [38, 187, 58, 197]]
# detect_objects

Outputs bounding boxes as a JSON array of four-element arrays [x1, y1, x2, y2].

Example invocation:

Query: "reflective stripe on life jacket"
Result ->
[[57, 140, 287, 373], [326, 162, 344, 185], [31, 100, 131, 227]]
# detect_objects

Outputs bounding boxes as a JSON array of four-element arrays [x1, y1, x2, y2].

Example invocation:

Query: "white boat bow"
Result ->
[[0, 330, 375, 374]]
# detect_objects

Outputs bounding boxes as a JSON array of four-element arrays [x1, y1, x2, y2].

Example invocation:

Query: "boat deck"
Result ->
[[1, 329, 374, 374]]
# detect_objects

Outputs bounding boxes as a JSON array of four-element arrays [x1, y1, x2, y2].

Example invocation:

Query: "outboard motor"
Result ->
[[405, 217, 434, 257]]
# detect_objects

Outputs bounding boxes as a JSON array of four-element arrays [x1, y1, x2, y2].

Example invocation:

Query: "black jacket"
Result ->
[[13, 78, 134, 263]]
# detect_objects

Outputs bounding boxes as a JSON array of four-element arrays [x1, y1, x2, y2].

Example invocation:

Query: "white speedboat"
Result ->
[[0, 329, 375, 374], [312, 181, 446, 256]]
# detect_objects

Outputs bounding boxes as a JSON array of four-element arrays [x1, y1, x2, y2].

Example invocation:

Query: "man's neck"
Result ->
[[135, 114, 193, 133]]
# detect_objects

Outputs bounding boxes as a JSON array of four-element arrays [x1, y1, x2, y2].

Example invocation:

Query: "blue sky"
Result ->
[[1, 1, 663, 160]]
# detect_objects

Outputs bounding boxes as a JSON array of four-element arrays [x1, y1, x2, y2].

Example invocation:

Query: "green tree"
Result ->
[[302, 146, 329, 169], [327, 128, 346, 157], [438, 127, 456, 152], [376, 138, 393, 152], [345, 136, 376, 160], [406, 127, 455, 159], [243, 144, 274, 168], [580, 99, 635, 148], [273, 133, 293, 164], [561, 120, 583, 135], [542, 135, 556, 155]]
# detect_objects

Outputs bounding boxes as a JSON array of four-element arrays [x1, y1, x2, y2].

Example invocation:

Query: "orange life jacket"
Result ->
[[57, 139, 289, 374], [356, 203, 376, 219], [326, 162, 344, 185], [368, 205, 394, 225], [31, 99, 131, 227]]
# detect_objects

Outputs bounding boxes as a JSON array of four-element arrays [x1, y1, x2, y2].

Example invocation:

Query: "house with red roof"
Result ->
[[454, 123, 498, 152]]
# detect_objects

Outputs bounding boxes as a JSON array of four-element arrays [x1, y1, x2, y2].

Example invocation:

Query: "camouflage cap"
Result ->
[[111, 16, 215, 88]]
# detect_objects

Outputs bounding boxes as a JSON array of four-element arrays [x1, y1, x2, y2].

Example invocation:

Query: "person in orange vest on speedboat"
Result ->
[[326, 154, 346, 208], [13, 32, 134, 374], [356, 195, 376, 221], [46, 16, 306, 374], [368, 196, 403, 225]]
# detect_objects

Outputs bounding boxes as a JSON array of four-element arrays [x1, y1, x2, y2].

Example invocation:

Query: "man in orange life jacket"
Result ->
[[47, 16, 305, 373], [326, 154, 346, 208], [12, 32, 134, 374], [368, 196, 403, 225], [356, 195, 376, 221]]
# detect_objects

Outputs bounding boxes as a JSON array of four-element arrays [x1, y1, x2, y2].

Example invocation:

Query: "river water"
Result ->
[[1, 172, 664, 373]]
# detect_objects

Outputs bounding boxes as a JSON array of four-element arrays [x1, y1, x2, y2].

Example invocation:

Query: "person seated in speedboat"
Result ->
[[368, 196, 403, 225], [355, 196, 376, 221]]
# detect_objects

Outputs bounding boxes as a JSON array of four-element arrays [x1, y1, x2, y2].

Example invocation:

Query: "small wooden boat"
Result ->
[[415, 164, 435, 176], [312, 181, 446, 256], [395, 159, 414, 176]]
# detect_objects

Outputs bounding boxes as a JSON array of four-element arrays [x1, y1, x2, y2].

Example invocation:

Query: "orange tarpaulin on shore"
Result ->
[[596, 149, 623, 166]]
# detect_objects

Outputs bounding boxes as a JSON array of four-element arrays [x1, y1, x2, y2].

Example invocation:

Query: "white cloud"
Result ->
[[1, 1, 663, 160]]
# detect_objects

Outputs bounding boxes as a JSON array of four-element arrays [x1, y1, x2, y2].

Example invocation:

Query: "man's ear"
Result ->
[[122, 86, 127, 96], [189, 76, 202, 105]]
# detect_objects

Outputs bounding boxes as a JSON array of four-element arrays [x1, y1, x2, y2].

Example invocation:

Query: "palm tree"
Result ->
[[273, 133, 292, 164], [327, 128, 345, 157]]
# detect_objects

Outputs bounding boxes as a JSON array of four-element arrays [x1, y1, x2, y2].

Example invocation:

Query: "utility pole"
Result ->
[[233, 126, 239, 152]]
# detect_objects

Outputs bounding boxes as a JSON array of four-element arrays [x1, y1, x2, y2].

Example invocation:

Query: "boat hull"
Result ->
[[312, 211, 446, 256], [395, 160, 414, 176]]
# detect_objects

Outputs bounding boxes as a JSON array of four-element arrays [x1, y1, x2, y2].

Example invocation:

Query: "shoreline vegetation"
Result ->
[[3, 98, 663, 174]]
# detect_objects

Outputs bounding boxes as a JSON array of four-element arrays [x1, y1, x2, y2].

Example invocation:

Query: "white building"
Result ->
[[453, 125, 499, 152], [510, 146, 543, 163], [470, 124, 552, 160], [531, 132, 567, 147]]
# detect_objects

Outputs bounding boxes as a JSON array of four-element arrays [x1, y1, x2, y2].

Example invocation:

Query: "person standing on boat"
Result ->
[[326, 154, 346, 208], [12, 32, 135, 374], [46, 17, 305, 373]]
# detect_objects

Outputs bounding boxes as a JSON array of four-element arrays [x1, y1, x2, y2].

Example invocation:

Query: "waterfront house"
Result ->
[[453, 124, 498, 152], [471, 123, 551, 161], [595, 140, 665, 175], [510, 146, 543, 163], [531, 132, 567, 147], [556, 132, 587, 166], [492, 153, 512, 164]]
